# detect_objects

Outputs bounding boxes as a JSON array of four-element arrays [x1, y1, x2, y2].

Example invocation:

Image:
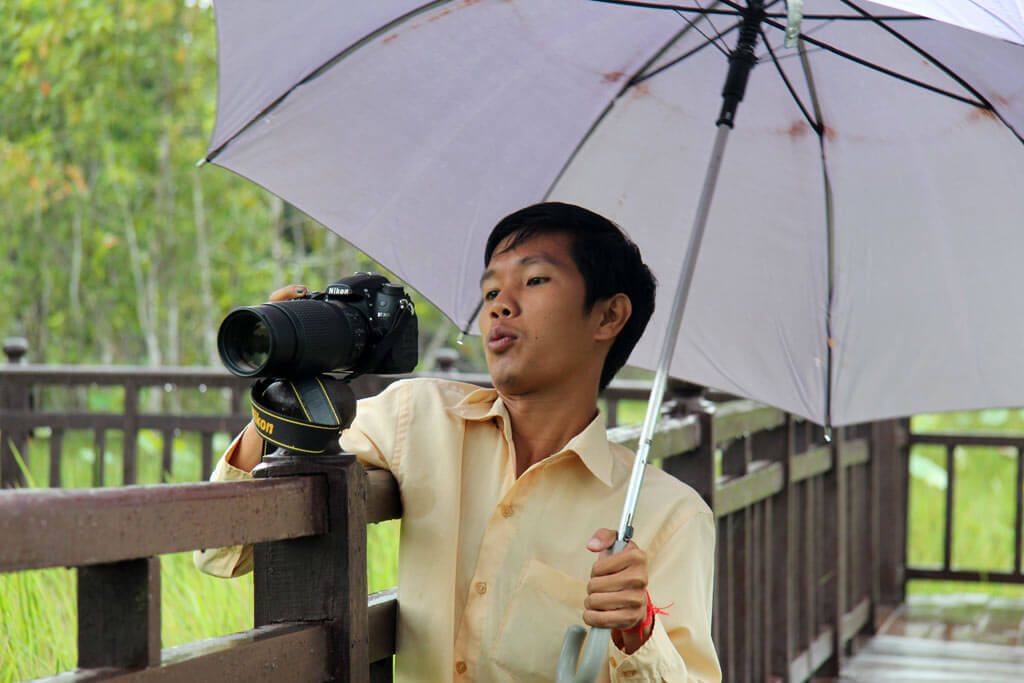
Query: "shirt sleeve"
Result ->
[[608, 509, 720, 683], [193, 382, 409, 579]]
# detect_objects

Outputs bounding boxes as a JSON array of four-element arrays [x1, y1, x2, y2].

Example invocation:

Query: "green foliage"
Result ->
[[0, 0, 477, 370]]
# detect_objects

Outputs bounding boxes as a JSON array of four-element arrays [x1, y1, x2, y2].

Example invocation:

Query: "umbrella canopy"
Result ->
[[205, 0, 1024, 426]]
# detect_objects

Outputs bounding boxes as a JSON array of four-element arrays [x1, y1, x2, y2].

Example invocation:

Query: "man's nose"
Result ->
[[488, 292, 516, 318]]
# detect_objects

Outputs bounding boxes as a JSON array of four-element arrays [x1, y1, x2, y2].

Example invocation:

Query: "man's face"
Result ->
[[478, 231, 607, 397]]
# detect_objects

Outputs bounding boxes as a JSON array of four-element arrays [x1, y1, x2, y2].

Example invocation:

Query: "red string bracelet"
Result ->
[[622, 591, 672, 633]]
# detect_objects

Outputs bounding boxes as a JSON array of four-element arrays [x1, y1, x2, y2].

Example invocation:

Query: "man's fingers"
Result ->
[[584, 588, 647, 613], [586, 528, 618, 552], [269, 284, 308, 302], [582, 606, 645, 631], [586, 566, 648, 597], [590, 541, 646, 577]]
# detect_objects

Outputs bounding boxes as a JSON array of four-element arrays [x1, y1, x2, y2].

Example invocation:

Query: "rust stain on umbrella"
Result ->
[[381, 0, 490, 44]]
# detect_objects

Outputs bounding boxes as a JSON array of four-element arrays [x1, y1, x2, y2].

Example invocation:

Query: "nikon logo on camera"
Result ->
[[252, 407, 275, 435]]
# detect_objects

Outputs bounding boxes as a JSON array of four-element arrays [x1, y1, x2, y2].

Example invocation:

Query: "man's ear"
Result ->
[[594, 294, 632, 341]]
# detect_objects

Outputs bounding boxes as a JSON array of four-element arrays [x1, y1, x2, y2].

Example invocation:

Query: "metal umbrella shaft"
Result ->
[[556, 3, 764, 679]]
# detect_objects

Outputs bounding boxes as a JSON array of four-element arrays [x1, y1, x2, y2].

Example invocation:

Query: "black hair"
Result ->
[[484, 202, 656, 391]]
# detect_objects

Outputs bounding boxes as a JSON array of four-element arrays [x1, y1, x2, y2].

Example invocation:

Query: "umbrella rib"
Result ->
[[760, 27, 819, 134], [759, 16, 989, 111], [542, 10, 737, 200], [675, 8, 732, 58], [595, 0, 925, 21], [838, 0, 1023, 145], [204, 0, 454, 164], [796, 41, 836, 435], [631, 21, 741, 86]]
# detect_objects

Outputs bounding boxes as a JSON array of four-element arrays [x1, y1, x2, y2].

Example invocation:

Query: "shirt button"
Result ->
[[455, 661, 467, 674], [502, 505, 514, 518], [476, 581, 488, 595]]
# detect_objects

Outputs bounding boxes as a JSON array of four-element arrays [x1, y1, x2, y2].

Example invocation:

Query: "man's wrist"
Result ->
[[612, 614, 654, 654], [227, 422, 264, 473]]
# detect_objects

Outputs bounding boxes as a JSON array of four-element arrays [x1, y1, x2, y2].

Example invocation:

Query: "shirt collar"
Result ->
[[449, 388, 614, 487]]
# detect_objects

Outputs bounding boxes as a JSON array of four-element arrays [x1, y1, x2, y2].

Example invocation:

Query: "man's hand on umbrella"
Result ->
[[585, 528, 652, 654]]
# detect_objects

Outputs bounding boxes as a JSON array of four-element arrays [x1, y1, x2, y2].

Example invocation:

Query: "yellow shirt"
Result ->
[[196, 378, 720, 682]]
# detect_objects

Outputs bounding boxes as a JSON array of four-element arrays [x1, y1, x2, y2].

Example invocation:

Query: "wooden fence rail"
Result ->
[[0, 454, 402, 681], [0, 361, 659, 489], [0, 375, 907, 682]]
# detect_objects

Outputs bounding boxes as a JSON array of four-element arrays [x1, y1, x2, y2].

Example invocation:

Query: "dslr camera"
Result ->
[[217, 272, 418, 380]]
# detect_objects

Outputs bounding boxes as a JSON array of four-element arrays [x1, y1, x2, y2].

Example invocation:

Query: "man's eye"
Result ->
[[527, 277, 549, 286], [484, 289, 498, 301]]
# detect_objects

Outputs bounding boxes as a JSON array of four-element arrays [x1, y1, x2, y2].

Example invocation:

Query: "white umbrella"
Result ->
[[204, 0, 1024, 428], [202, 1, 1024, 679]]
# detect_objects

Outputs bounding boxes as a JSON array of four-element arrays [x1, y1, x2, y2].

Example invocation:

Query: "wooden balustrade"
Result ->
[[0, 365, 648, 489], [0, 387, 905, 682]]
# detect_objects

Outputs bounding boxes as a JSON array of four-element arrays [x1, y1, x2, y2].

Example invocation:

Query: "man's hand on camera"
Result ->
[[225, 284, 309, 473], [585, 528, 653, 655]]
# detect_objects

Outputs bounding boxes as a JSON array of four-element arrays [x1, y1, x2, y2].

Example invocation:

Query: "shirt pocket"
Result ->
[[493, 558, 591, 682]]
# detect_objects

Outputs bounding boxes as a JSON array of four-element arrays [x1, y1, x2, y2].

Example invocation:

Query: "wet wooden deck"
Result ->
[[841, 594, 1024, 681]]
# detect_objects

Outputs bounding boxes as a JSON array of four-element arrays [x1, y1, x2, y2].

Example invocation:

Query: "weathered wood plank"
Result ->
[[713, 401, 786, 445], [911, 432, 1024, 449], [904, 568, 1024, 584], [715, 461, 784, 518], [368, 588, 398, 663], [254, 452, 368, 681], [0, 477, 325, 572], [39, 623, 329, 682], [366, 468, 402, 524], [841, 597, 872, 644], [790, 445, 831, 484], [840, 438, 870, 469], [78, 558, 160, 669], [607, 414, 699, 459], [788, 628, 834, 683]]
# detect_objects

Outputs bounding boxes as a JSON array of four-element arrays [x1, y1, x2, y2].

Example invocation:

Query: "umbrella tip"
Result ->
[[785, 0, 804, 48], [195, 156, 208, 168]]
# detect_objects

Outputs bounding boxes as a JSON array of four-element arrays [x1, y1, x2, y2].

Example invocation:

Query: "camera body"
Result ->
[[218, 272, 418, 379]]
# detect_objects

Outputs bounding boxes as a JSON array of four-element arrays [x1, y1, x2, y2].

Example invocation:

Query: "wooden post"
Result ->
[[1, 338, 30, 488], [760, 419, 794, 680], [874, 420, 907, 606], [663, 408, 718, 666], [253, 446, 370, 681], [78, 557, 161, 668], [123, 382, 139, 485], [820, 428, 847, 676]]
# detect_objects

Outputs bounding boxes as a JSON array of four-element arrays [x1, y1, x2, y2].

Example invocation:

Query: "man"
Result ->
[[196, 203, 720, 681]]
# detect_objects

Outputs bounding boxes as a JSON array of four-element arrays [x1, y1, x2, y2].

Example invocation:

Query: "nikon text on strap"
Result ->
[[250, 376, 343, 455]]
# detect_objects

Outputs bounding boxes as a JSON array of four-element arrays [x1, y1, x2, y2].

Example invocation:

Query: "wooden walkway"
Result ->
[[842, 594, 1024, 682]]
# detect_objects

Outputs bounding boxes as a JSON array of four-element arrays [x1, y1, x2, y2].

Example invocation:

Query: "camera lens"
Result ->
[[217, 300, 369, 378], [232, 317, 270, 373], [218, 308, 281, 377]]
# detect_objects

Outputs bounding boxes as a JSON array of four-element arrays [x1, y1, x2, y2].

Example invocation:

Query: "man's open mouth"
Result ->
[[487, 327, 518, 352]]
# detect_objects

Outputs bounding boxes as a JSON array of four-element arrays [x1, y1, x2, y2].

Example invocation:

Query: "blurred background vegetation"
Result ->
[[0, 0, 483, 372]]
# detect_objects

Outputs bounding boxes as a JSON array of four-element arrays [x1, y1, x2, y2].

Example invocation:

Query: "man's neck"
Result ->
[[500, 384, 600, 479]]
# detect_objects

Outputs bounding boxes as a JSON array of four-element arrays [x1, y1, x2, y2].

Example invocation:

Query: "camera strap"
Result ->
[[250, 376, 343, 455]]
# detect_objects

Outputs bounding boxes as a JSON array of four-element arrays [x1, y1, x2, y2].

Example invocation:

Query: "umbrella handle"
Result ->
[[555, 538, 628, 683]]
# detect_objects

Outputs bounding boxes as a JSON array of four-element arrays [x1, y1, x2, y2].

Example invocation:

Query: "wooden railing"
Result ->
[[0, 453, 403, 681], [905, 431, 1024, 585], [0, 362, 907, 681], [0, 362, 656, 489]]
